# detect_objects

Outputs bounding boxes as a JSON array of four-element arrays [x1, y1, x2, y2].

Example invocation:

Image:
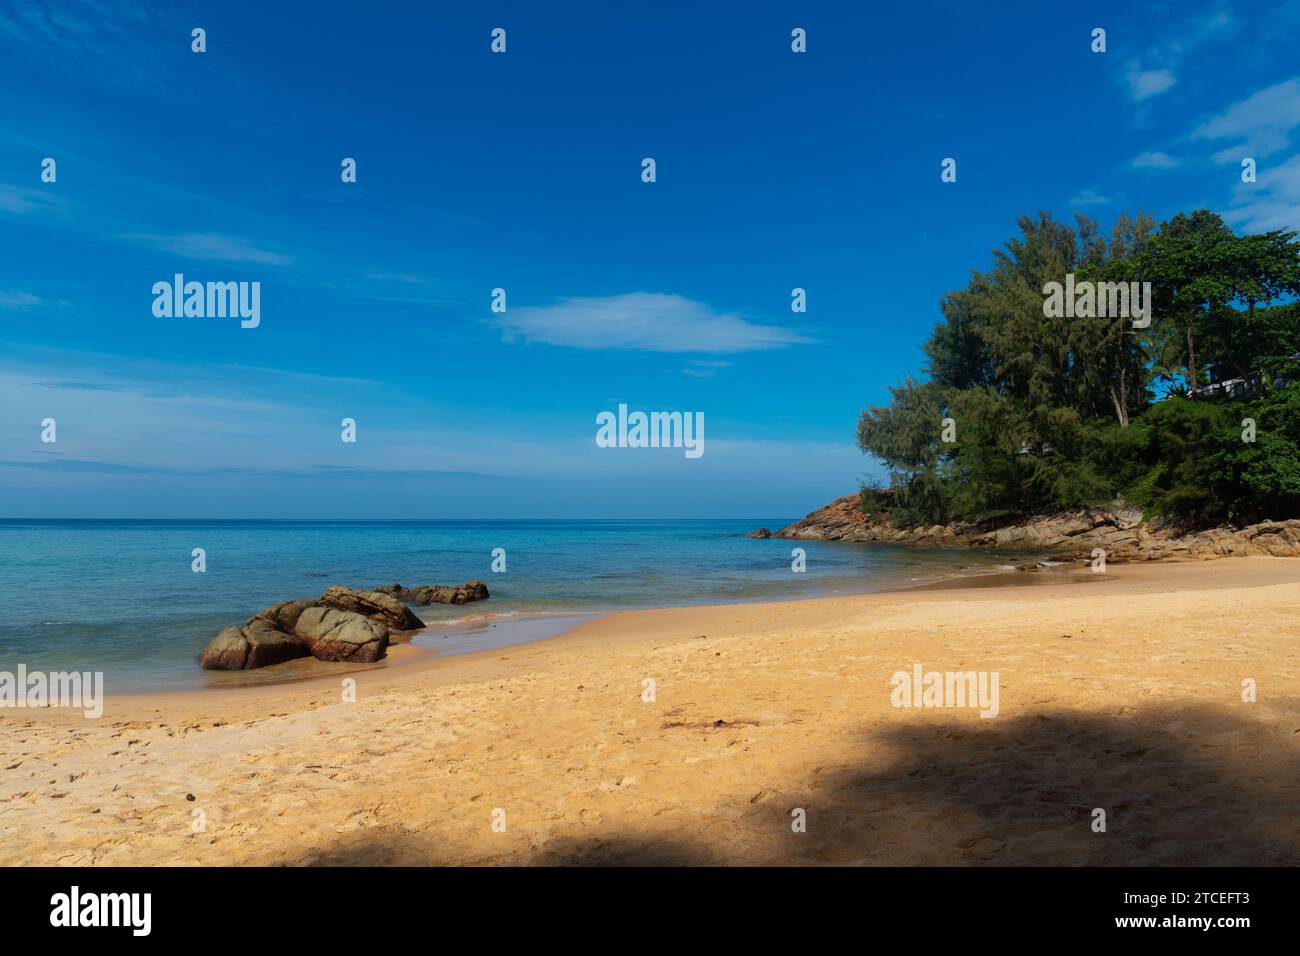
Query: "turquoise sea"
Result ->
[[0, 519, 1035, 690]]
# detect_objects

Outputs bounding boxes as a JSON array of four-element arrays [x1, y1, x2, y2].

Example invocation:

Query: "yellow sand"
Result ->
[[2, 558, 1298, 866]]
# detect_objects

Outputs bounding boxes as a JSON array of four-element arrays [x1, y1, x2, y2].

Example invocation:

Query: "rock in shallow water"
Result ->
[[374, 580, 490, 605], [199, 579, 487, 670], [294, 607, 389, 662], [199, 619, 312, 670], [319, 585, 424, 630], [251, 598, 316, 632]]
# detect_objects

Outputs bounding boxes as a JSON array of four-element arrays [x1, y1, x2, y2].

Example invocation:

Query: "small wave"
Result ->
[[425, 609, 521, 626]]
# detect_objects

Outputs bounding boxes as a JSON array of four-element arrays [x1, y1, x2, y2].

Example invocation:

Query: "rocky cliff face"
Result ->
[[754, 493, 1300, 562]]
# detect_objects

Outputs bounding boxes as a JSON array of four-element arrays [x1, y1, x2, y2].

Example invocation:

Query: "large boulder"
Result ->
[[376, 580, 490, 605], [319, 585, 424, 631], [251, 598, 316, 632], [199, 618, 313, 671], [294, 607, 389, 662]]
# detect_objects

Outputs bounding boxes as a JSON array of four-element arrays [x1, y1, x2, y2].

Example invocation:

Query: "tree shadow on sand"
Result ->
[[299, 702, 1300, 866], [772, 702, 1300, 866]]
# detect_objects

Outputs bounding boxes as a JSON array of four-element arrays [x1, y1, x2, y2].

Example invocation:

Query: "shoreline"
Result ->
[[5, 555, 1298, 866], [19, 553, 1296, 713], [110, 556, 1094, 699]]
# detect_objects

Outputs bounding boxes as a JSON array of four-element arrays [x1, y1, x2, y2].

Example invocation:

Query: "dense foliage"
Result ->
[[858, 210, 1300, 530]]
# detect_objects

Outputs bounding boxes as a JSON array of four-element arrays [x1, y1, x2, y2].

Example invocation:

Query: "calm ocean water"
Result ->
[[0, 519, 1034, 691]]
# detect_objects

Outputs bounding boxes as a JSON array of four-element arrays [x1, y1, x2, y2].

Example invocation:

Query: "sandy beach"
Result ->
[[2, 557, 1298, 866]]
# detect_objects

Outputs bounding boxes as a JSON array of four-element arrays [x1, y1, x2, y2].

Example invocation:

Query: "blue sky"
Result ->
[[2, 0, 1299, 518]]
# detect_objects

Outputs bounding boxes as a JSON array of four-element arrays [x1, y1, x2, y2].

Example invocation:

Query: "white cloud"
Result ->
[[0, 291, 42, 308], [1129, 150, 1180, 170], [1118, 4, 1238, 105], [497, 292, 812, 353], [0, 182, 66, 215], [365, 270, 427, 284], [1210, 144, 1248, 165], [1125, 67, 1177, 102], [1221, 153, 1300, 232], [1192, 77, 1300, 158], [1068, 188, 1112, 207], [120, 231, 294, 265]]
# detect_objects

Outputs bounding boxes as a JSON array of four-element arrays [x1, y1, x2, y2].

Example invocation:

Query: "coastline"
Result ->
[[81, 554, 1300, 707], [3, 555, 1298, 866], [119, 555, 1081, 698]]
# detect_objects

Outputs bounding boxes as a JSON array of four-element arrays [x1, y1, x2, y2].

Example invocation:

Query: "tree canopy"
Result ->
[[857, 210, 1300, 529]]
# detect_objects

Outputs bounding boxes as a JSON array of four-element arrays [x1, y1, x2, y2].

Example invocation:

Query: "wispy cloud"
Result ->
[[1221, 153, 1300, 233], [1118, 3, 1238, 105], [32, 380, 123, 391], [0, 0, 152, 50], [0, 0, 177, 92], [119, 231, 294, 265], [1192, 77, 1300, 159], [497, 292, 812, 353], [0, 182, 66, 215], [1124, 67, 1176, 103], [0, 292, 43, 308], [0, 458, 505, 481], [364, 271, 428, 285], [682, 358, 733, 378], [1128, 150, 1180, 170], [1067, 188, 1111, 207]]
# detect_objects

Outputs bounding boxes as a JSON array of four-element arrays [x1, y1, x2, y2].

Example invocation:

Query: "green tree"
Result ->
[[856, 209, 1300, 530]]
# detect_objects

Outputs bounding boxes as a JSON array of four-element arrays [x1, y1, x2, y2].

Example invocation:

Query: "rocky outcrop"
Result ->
[[200, 595, 393, 671], [198, 618, 312, 671], [318, 585, 425, 631], [777, 495, 879, 542], [374, 580, 489, 605], [199, 577, 491, 670], [250, 599, 316, 633], [1118, 519, 1300, 561], [763, 493, 1300, 563], [293, 607, 389, 662]]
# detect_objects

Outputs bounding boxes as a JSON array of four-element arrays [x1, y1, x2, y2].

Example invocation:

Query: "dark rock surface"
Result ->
[[198, 619, 313, 671], [199, 577, 493, 670], [294, 607, 389, 662], [375, 580, 490, 605], [319, 585, 425, 631]]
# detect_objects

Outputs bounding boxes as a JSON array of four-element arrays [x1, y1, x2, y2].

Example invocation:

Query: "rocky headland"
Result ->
[[751, 493, 1300, 564]]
